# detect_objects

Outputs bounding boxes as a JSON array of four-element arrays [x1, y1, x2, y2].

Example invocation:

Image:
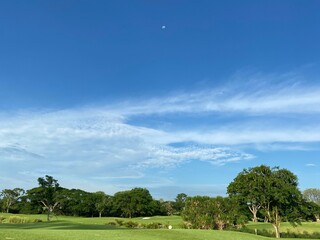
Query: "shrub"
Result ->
[[235, 225, 320, 239], [146, 222, 165, 229], [0, 216, 5, 223], [33, 218, 43, 223], [115, 219, 124, 226], [124, 220, 139, 228], [281, 230, 320, 239], [237, 226, 274, 238], [106, 221, 116, 226], [180, 221, 192, 229], [8, 216, 32, 224]]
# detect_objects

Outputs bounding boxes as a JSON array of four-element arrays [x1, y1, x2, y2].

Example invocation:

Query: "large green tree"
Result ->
[[58, 188, 96, 217], [112, 188, 154, 218], [27, 175, 61, 221], [227, 165, 272, 222], [228, 165, 303, 238]]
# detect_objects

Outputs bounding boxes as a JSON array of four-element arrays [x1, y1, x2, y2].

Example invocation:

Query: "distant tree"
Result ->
[[174, 193, 187, 215], [182, 196, 214, 229], [27, 175, 61, 221], [303, 188, 320, 205], [93, 191, 111, 218], [0, 188, 25, 213], [162, 200, 175, 216], [149, 199, 168, 216], [299, 199, 320, 221], [112, 190, 133, 218], [112, 188, 154, 218], [303, 188, 320, 221], [228, 165, 304, 238], [58, 188, 94, 217]]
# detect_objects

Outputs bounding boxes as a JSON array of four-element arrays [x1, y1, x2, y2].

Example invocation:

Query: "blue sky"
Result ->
[[1, 0, 320, 199]]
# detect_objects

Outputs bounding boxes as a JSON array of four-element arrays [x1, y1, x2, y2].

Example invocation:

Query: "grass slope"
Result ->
[[0, 227, 279, 240], [0, 214, 319, 240]]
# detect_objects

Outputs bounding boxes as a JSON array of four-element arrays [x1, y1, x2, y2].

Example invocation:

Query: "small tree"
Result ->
[[182, 196, 214, 229], [174, 193, 187, 215], [303, 188, 320, 205], [0, 188, 25, 213], [303, 188, 320, 221], [182, 196, 244, 230], [93, 191, 111, 218]]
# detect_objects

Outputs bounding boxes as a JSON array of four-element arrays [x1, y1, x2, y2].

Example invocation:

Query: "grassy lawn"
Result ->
[[0, 213, 319, 240]]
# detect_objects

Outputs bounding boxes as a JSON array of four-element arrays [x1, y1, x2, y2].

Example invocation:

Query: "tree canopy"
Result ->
[[27, 175, 61, 221], [228, 165, 304, 238], [112, 188, 154, 218]]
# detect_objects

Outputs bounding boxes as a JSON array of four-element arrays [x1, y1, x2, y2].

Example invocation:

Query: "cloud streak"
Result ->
[[108, 74, 320, 116], [1, 70, 320, 194]]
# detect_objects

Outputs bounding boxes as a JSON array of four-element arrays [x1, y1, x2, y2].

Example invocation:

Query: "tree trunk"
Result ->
[[272, 207, 281, 238], [248, 204, 260, 222], [273, 224, 280, 238], [6, 200, 12, 213], [47, 209, 50, 222], [216, 220, 225, 230], [99, 212, 102, 218]]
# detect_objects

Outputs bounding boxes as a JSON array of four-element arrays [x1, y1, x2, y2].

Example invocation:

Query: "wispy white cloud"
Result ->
[[107, 73, 320, 116], [306, 163, 317, 167], [136, 145, 254, 168], [1, 70, 320, 194], [0, 107, 252, 191]]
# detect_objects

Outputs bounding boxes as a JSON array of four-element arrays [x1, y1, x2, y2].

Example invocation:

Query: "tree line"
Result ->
[[0, 175, 187, 221], [1, 165, 320, 238]]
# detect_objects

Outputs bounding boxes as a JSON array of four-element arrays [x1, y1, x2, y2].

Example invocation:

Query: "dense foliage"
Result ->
[[182, 196, 246, 230], [1, 165, 319, 239], [0, 176, 184, 219], [227, 165, 318, 238]]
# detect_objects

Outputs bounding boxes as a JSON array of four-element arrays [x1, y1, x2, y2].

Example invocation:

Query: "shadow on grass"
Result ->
[[0, 221, 127, 230]]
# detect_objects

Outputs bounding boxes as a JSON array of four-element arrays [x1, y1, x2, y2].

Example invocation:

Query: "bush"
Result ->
[[237, 226, 274, 238], [115, 219, 124, 226], [146, 222, 165, 229], [281, 230, 320, 239], [8, 216, 32, 224], [0, 216, 5, 223], [119, 221, 166, 229], [106, 221, 116, 226], [33, 218, 43, 223], [124, 220, 139, 228], [180, 221, 192, 229]]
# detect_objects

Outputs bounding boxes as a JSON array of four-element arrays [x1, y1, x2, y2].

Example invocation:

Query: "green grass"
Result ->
[[0, 213, 319, 240], [247, 221, 320, 234]]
